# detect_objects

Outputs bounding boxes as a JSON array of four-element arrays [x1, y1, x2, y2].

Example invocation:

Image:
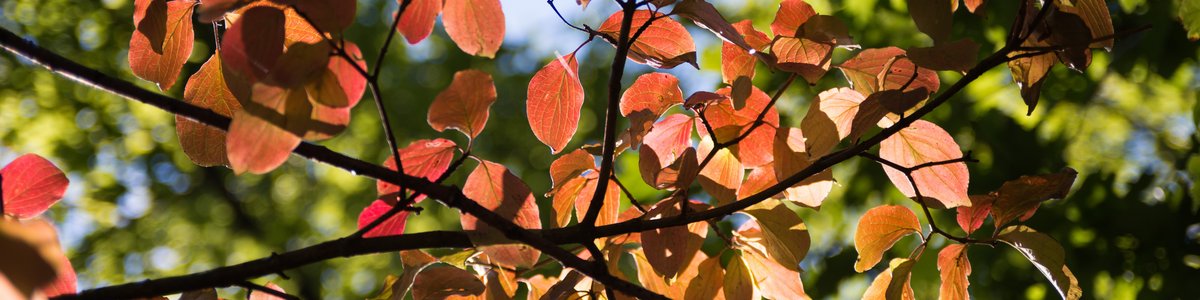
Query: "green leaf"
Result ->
[[1181, 0, 1200, 40]]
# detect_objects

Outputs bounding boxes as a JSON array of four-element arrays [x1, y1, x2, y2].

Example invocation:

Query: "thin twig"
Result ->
[[237, 281, 299, 300], [610, 175, 647, 213]]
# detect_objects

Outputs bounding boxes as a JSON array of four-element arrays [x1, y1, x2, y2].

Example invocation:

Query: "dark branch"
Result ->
[[581, 0, 638, 227], [238, 281, 299, 300]]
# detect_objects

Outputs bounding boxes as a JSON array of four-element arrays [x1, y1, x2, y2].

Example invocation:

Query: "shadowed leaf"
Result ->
[[599, 10, 698, 69], [863, 258, 917, 300], [990, 168, 1077, 229], [129, 0, 196, 91], [428, 70, 497, 139], [997, 226, 1082, 300], [178, 54, 244, 167], [461, 160, 542, 268]]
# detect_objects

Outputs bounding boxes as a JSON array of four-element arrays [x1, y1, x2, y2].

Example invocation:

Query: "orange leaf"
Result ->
[[411, 265, 486, 299], [572, 177, 621, 226], [547, 149, 595, 196], [226, 84, 309, 174], [2, 154, 68, 219], [599, 10, 698, 69], [221, 6, 286, 83], [879, 120, 971, 208], [854, 205, 921, 272], [736, 201, 810, 272], [863, 258, 917, 300], [907, 39, 981, 72], [306, 42, 367, 108], [740, 247, 810, 300], [723, 251, 759, 300], [721, 42, 756, 85], [699, 86, 780, 167], [129, 0, 196, 91], [641, 197, 708, 280], [848, 88, 929, 142], [772, 37, 833, 84], [394, 250, 438, 298], [838, 47, 940, 96], [683, 254, 725, 300], [956, 195, 994, 235], [428, 70, 497, 139], [989, 168, 1077, 229], [443, 0, 505, 58], [639, 114, 697, 189], [698, 147, 742, 205], [771, 0, 817, 37], [527, 53, 584, 154], [937, 244, 971, 300], [0, 219, 61, 298], [800, 87, 867, 158], [772, 127, 835, 208], [461, 160, 542, 268], [620, 73, 684, 119], [997, 226, 1082, 300], [178, 54, 244, 167], [377, 138, 459, 202], [356, 199, 410, 238], [395, 0, 442, 44], [964, 0, 984, 13], [550, 176, 588, 228]]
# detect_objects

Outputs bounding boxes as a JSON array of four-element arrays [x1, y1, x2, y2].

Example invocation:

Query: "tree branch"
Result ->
[[857, 152, 993, 245], [581, 0, 637, 227], [237, 281, 299, 300]]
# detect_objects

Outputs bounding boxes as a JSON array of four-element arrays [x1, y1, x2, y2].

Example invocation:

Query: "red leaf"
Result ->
[[721, 41, 756, 85], [264, 42, 331, 88], [301, 101, 349, 140], [642, 197, 708, 280], [989, 168, 1078, 229], [937, 244, 971, 300], [800, 87, 867, 158], [572, 177, 621, 226], [306, 42, 367, 108], [620, 73, 683, 119], [599, 10, 698, 69], [527, 53, 584, 153], [356, 199, 410, 238], [698, 86, 779, 167], [957, 195, 994, 235], [178, 54, 244, 167], [772, 37, 834, 84], [879, 120, 971, 208], [221, 6, 286, 83], [442, 0, 505, 58], [461, 160, 542, 268], [395, 0, 442, 44], [1, 154, 68, 219], [129, 0, 196, 91], [838, 47, 940, 96], [428, 70, 497, 139], [377, 138, 459, 202], [771, 0, 817, 37], [641, 114, 695, 173], [274, 0, 356, 33], [226, 84, 309, 174]]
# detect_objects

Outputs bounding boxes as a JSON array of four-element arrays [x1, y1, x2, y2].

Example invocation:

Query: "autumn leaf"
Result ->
[[550, 176, 588, 228], [641, 197, 708, 280], [461, 160, 542, 268], [990, 168, 1077, 229], [393, 250, 438, 299], [1007, 38, 1056, 115], [879, 120, 971, 208], [177, 54, 244, 167], [442, 0, 505, 58], [547, 149, 595, 197], [0, 219, 60, 298], [221, 6, 286, 83], [263, 41, 331, 88], [274, 0, 355, 33], [771, 0, 817, 37], [863, 258, 917, 300], [957, 195, 994, 235], [800, 87, 867, 158], [671, 0, 754, 51], [740, 247, 810, 300], [395, 0, 442, 44], [997, 226, 1082, 300], [428, 70, 497, 139], [129, 0, 195, 91], [772, 37, 833, 84], [683, 255, 725, 300], [854, 205, 921, 272], [848, 87, 929, 141], [306, 42, 368, 109], [197, 0, 240, 22], [599, 10, 698, 69], [907, 0, 953, 43], [698, 147, 742, 205], [411, 264, 486, 299], [620, 73, 684, 119], [527, 53, 584, 154], [797, 15, 856, 47], [737, 201, 811, 272], [1, 154, 69, 219], [723, 251, 759, 300], [356, 199, 411, 238], [1067, 0, 1114, 50], [938, 244, 971, 300], [226, 84, 310, 174], [768, 128, 834, 208], [572, 177, 621, 226], [838, 47, 940, 96], [907, 39, 981, 72], [699, 86, 780, 167], [639, 114, 697, 189]]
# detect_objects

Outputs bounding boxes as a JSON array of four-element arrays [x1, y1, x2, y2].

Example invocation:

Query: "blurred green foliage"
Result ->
[[1, 0, 1197, 299]]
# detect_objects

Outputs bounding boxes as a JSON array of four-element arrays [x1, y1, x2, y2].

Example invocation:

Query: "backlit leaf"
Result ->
[[737, 201, 811, 272], [642, 197, 708, 280], [483, 268, 517, 300], [683, 255, 725, 300], [443, 0, 505, 58], [178, 54, 244, 167], [997, 226, 1082, 300], [838, 47, 940, 95], [1007, 39, 1056, 115], [772, 37, 834, 84], [411, 265, 486, 299], [863, 258, 917, 300], [1069, 0, 1114, 50], [854, 205, 921, 272], [264, 42, 330, 88], [879, 120, 971, 208], [771, 0, 817, 37], [797, 15, 856, 47], [964, 0, 984, 13], [620, 73, 684, 119], [990, 168, 1077, 229], [771, 128, 835, 208], [907, 0, 953, 43], [956, 195, 994, 235], [572, 177, 621, 226], [306, 42, 367, 108], [0, 219, 59, 298], [550, 176, 588, 228], [428, 70, 497, 139], [800, 87, 867, 158], [129, 0, 196, 91], [848, 88, 929, 141], [356, 199, 410, 238], [396, 0, 441, 44], [1, 154, 68, 219], [699, 86, 780, 167], [221, 6, 285, 83], [907, 39, 981, 72], [740, 246, 810, 300], [226, 84, 309, 174], [937, 244, 971, 300], [198, 0, 240, 22], [547, 149, 595, 196], [599, 10, 698, 69], [461, 160, 542, 268], [528, 53, 584, 154], [698, 147, 742, 205], [723, 251, 758, 300], [395, 250, 439, 299]]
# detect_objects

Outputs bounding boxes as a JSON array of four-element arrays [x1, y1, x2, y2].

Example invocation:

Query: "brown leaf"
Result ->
[[997, 226, 1082, 300], [698, 147, 742, 205], [443, 0, 505, 57], [428, 70, 497, 139], [906, 39, 981, 72], [129, 0, 196, 91], [641, 197, 708, 280], [484, 268, 517, 300], [461, 160, 542, 268], [838, 47, 940, 96], [771, 0, 817, 37], [907, 0, 953, 43], [848, 87, 929, 142], [1007, 39, 1056, 115], [599, 10, 698, 69], [723, 251, 759, 300], [879, 120, 971, 208], [937, 244, 971, 300], [672, 0, 753, 51], [394, 250, 439, 299], [863, 258, 917, 300], [990, 168, 1077, 229], [854, 205, 922, 272], [411, 265, 486, 299]]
